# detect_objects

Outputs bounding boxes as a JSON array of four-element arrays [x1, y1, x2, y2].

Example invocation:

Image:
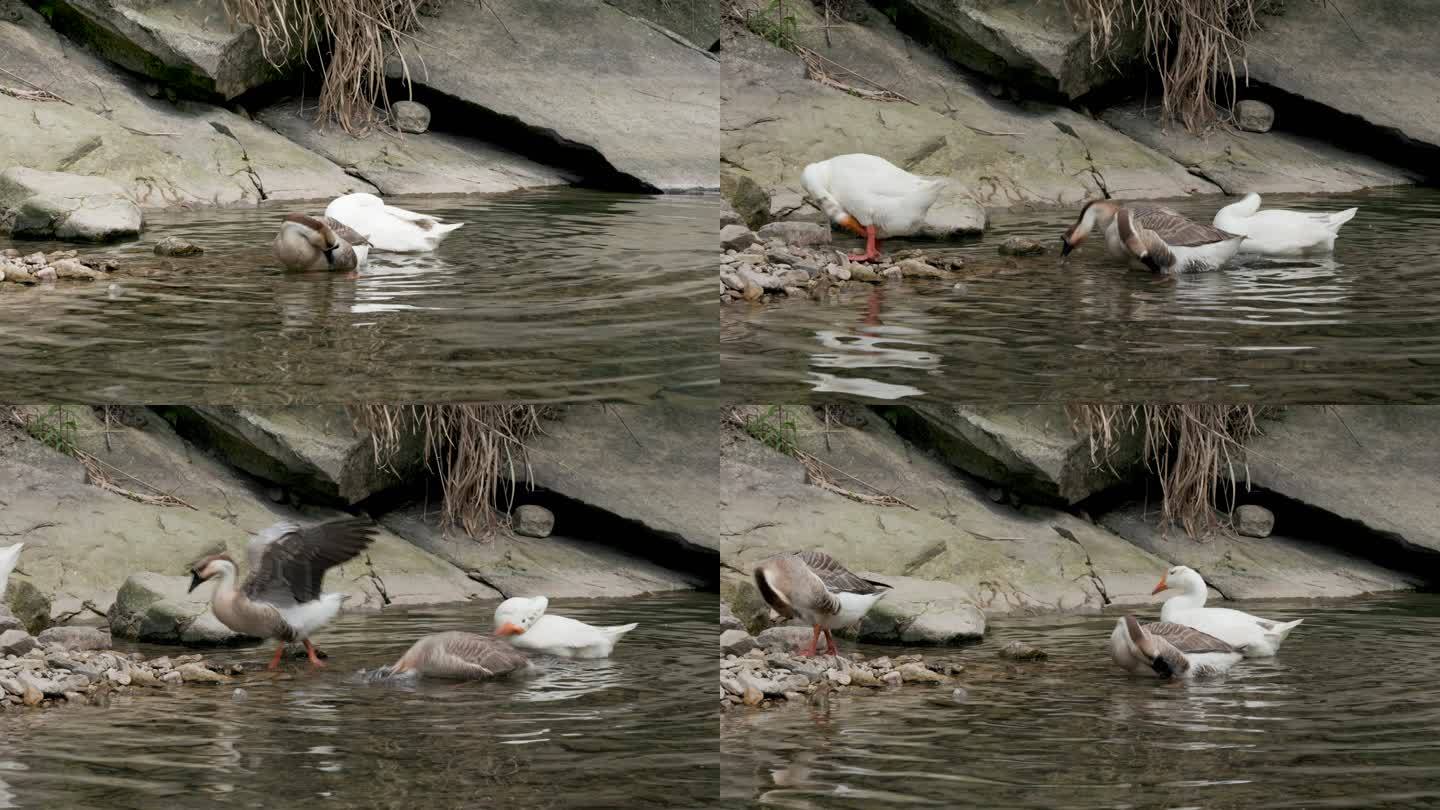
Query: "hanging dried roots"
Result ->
[[1070, 403, 1263, 537], [1066, 0, 1272, 131], [351, 404, 545, 538], [223, 0, 427, 133]]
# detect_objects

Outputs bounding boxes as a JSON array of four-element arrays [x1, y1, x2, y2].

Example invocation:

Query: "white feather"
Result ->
[[325, 193, 464, 253], [1156, 566, 1303, 656], [801, 154, 946, 237], [1213, 192, 1357, 255], [495, 595, 637, 659], [278, 593, 346, 640], [0, 543, 23, 597]]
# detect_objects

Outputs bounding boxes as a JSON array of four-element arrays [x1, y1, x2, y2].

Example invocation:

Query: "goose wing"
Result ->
[[1143, 621, 1238, 654], [380, 204, 442, 230], [1132, 209, 1239, 247], [418, 632, 530, 679], [324, 217, 370, 246], [793, 550, 890, 595], [243, 518, 377, 607]]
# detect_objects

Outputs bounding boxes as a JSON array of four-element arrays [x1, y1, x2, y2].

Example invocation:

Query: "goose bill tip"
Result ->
[[1150, 575, 1168, 595], [187, 572, 205, 593]]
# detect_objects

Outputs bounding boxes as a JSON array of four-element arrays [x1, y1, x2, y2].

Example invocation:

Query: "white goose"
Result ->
[[752, 550, 890, 657], [0, 543, 22, 598], [1153, 565, 1302, 657], [801, 154, 947, 262], [189, 518, 376, 669], [324, 193, 464, 253], [1109, 615, 1243, 680], [1213, 192, 1357, 256], [493, 596, 637, 659], [1062, 200, 1245, 273]]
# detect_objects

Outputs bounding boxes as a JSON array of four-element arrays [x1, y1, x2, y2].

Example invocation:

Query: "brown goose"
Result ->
[[1108, 615, 1243, 680], [753, 551, 890, 657], [271, 213, 371, 272], [384, 631, 531, 680], [189, 518, 376, 670], [1061, 199, 1244, 273]]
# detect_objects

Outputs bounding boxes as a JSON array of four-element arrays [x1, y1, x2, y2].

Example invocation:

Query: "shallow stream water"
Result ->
[[722, 188, 1440, 403], [721, 593, 1440, 808], [0, 593, 717, 809], [0, 190, 716, 404]]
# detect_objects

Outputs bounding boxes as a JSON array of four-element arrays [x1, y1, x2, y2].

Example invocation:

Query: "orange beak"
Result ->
[[1151, 574, 1168, 595], [495, 622, 525, 637]]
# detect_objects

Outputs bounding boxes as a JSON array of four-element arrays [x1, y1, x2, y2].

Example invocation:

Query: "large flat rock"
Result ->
[[1103, 103, 1417, 194], [390, 0, 717, 191], [721, 10, 1214, 214], [1247, 406, 1440, 557], [889, 0, 1138, 99], [0, 408, 483, 618], [258, 100, 572, 196], [381, 504, 702, 599], [167, 406, 423, 506], [45, 0, 282, 99], [720, 410, 1169, 627], [0, 7, 370, 208], [1248, 0, 1440, 154], [527, 400, 719, 556], [884, 404, 1141, 505], [1101, 504, 1420, 599]]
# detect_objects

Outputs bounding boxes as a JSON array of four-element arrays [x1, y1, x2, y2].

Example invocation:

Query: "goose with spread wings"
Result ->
[[1061, 199, 1246, 273], [189, 518, 377, 669], [753, 550, 890, 657]]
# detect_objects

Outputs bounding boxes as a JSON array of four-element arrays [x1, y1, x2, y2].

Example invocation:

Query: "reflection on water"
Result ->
[[722, 187, 1440, 403], [0, 190, 716, 403], [0, 593, 718, 809], [722, 594, 1440, 808]]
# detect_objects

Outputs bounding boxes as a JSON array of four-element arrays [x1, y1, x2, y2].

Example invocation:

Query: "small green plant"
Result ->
[[25, 405, 78, 454], [743, 0, 800, 50], [743, 405, 800, 456]]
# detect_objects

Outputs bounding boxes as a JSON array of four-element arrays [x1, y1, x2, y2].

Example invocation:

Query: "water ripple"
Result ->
[[723, 187, 1440, 403]]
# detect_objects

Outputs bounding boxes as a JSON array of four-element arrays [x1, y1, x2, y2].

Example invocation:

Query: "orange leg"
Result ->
[[797, 625, 822, 657], [848, 225, 882, 263], [303, 639, 326, 668], [822, 628, 840, 657], [267, 644, 286, 671]]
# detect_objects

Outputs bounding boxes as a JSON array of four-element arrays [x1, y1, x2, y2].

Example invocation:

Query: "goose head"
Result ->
[[1151, 565, 1206, 598], [1122, 615, 1189, 678], [1061, 199, 1121, 257], [189, 553, 239, 593], [494, 595, 549, 636], [272, 214, 344, 271]]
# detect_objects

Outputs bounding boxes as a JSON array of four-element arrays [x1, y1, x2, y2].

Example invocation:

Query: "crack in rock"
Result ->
[[1053, 524, 1109, 606], [209, 120, 267, 200], [1052, 120, 1108, 198]]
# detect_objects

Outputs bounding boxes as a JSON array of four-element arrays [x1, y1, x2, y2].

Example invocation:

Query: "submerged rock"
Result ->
[[998, 641, 1047, 661], [153, 237, 204, 257], [998, 236, 1046, 256], [0, 167, 142, 242]]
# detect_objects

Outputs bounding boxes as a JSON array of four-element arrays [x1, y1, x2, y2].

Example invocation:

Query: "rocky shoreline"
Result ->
[[719, 213, 1007, 304], [0, 0, 715, 244], [720, 623, 962, 711], [719, 404, 1440, 664], [0, 248, 119, 284], [1, 615, 238, 710], [1, 401, 716, 647]]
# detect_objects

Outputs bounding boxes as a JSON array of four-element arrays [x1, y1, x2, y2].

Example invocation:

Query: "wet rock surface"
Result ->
[[1, 640, 238, 710], [152, 237, 204, 257], [0, 248, 119, 285], [720, 630, 961, 710], [0, 167, 143, 242]]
